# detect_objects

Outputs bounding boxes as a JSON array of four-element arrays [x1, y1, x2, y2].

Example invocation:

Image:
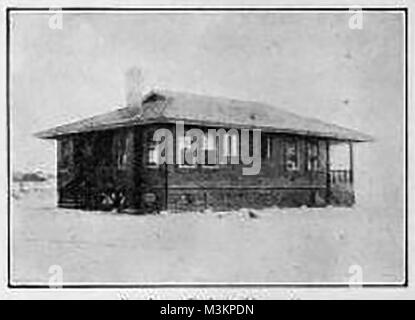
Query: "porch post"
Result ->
[[164, 162, 169, 210], [349, 141, 354, 185], [326, 140, 331, 204]]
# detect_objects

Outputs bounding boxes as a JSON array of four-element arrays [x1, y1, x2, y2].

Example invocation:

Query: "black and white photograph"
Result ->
[[1, 1, 412, 301]]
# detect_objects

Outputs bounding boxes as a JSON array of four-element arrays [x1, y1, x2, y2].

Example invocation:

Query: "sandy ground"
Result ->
[[11, 182, 404, 285]]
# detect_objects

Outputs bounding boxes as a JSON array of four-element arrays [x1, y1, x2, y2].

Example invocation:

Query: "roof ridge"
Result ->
[[151, 88, 272, 108]]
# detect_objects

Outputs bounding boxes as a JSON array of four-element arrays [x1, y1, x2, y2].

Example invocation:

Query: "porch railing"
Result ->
[[329, 170, 353, 185]]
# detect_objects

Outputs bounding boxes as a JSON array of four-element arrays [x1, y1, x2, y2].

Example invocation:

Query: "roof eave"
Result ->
[[34, 115, 373, 143]]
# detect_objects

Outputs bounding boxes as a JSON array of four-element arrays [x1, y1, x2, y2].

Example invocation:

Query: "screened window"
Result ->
[[203, 134, 219, 167], [115, 135, 127, 170], [147, 132, 163, 167], [285, 140, 299, 171], [177, 136, 197, 168], [306, 141, 320, 171], [222, 133, 239, 158], [147, 142, 160, 166]]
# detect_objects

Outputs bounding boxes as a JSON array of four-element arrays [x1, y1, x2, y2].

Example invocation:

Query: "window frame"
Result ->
[[202, 133, 220, 168], [147, 142, 160, 168], [115, 134, 128, 170], [261, 134, 272, 160], [177, 135, 198, 168], [306, 140, 320, 172], [146, 131, 164, 168], [284, 139, 300, 172]]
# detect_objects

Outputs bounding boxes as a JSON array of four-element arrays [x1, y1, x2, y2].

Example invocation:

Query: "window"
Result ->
[[148, 134, 171, 167], [285, 140, 299, 171], [203, 131, 239, 166], [261, 135, 272, 160], [177, 136, 197, 168], [115, 134, 127, 170], [203, 134, 219, 167], [147, 131, 164, 167], [221, 132, 239, 164], [306, 141, 320, 171], [223, 133, 239, 157], [147, 142, 160, 167], [240, 130, 254, 162]]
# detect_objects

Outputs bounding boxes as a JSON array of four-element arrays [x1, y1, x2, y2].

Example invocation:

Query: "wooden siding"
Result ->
[[137, 125, 331, 212]]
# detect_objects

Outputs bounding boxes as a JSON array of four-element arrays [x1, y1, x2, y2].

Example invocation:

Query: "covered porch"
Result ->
[[327, 140, 355, 206]]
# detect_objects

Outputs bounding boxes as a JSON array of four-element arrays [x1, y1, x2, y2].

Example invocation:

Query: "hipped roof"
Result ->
[[35, 90, 372, 142]]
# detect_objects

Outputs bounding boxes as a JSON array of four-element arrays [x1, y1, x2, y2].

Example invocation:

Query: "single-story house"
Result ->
[[36, 89, 371, 213]]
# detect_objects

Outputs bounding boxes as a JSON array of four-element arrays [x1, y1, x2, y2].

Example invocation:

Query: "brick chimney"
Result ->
[[124, 67, 143, 112]]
